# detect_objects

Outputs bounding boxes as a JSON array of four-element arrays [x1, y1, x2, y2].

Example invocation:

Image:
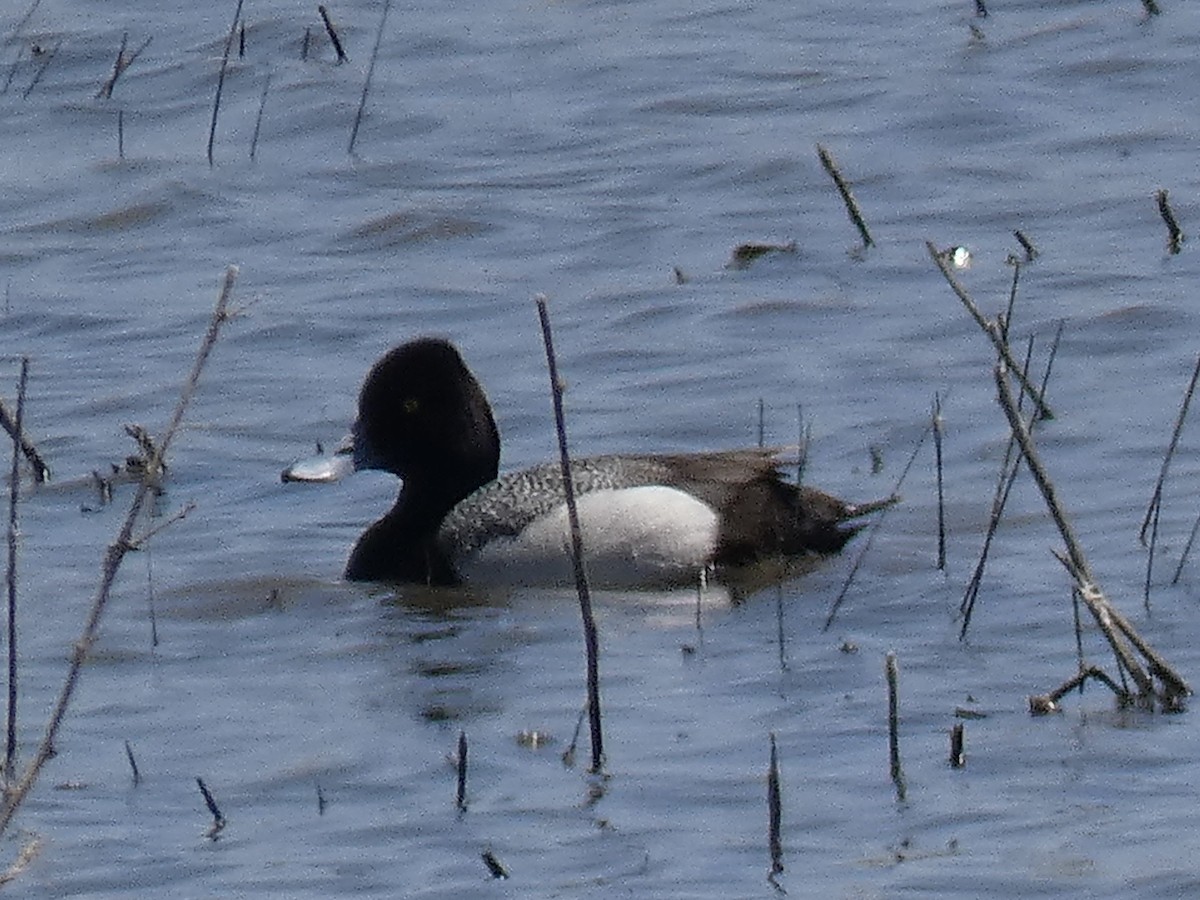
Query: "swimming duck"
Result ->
[[283, 337, 893, 587]]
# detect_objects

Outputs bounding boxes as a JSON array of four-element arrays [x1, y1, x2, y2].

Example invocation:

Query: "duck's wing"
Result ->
[[437, 449, 784, 556]]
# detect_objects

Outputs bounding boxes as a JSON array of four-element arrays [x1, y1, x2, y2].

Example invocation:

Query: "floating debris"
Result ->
[[727, 241, 797, 270]]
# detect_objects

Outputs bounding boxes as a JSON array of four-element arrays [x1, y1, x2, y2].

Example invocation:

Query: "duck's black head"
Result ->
[[353, 338, 500, 502]]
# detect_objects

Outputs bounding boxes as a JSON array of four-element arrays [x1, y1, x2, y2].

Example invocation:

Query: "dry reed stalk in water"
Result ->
[[1013, 229, 1038, 262], [482, 849, 509, 879], [249, 73, 271, 161], [1156, 189, 1183, 253], [197, 777, 226, 840], [455, 730, 467, 811], [886, 652, 906, 801], [994, 361, 1190, 709], [535, 295, 603, 773], [925, 240, 1053, 419], [348, 0, 392, 155], [1000, 257, 1021, 343], [0, 267, 238, 838], [0, 389, 48, 485], [949, 723, 965, 768], [960, 321, 1065, 639], [933, 392, 946, 571], [0, 835, 40, 887], [124, 739, 140, 786], [4, 359, 28, 789], [96, 33, 151, 99], [816, 144, 874, 248], [20, 42, 57, 100], [1141, 354, 1200, 598], [767, 733, 783, 878], [823, 434, 911, 632], [207, 0, 244, 165], [318, 5, 348, 63]]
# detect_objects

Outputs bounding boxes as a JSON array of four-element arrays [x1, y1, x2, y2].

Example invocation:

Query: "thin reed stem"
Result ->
[[197, 776, 226, 839], [249, 72, 271, 161], [1141, 352, 1200, 544], [933, 392, 945, 570], [207, 0, 244, 166], [4, 359, 27, 789], [886, 652, 905, 801], [535, 296, 603, 773], [0, 267, 238, 838], [1156, 188, 1184, 253], [767, 733, 783, 877], [961, 327, 1061, 638], [455, 730, 467, 811], [97, 33, 151, 99], [349, 0, 392, 155], [824, 427, 920, 631], [318, 5, 348, 62], [816, 144, 874, 247], [20, 42, 57, 100]]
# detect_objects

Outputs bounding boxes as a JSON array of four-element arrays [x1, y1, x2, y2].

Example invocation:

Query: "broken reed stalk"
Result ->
[[481, 849, 509, 879], [534, 295, 603, 774], [994, 362, 1190, 708], [949, 723, 965, 768], [124, 739, 140, 786], [318, 5, 348, 63], [196, 776, 226, 839], [933, 392, 946, 570], [767, 733, 783, 877], [4, 358, 28, 789], [885, 652, 905, 801], [925, 240, 1053, 420], [816, 144, 874, 247], [455, 730, 467, 811], [348, 0, 392, 155], [0, 266, 238, 838], [1030, 664, 1128, 714], [206, 0, 245, 166], [249, 72, 270, 161], [1013, 229, 1039, 262], [117, 109, 125, 160], [1156, 189, 1183, 253]]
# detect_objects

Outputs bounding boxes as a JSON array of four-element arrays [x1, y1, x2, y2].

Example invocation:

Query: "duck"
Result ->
[[282, 337, 894, 588]]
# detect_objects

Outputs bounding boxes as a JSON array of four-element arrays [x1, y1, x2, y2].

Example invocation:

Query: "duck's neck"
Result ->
[[345, 482, 465, 585]]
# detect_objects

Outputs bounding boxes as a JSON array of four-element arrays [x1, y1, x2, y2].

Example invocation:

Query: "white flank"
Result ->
[[458, 485, 720, 587]]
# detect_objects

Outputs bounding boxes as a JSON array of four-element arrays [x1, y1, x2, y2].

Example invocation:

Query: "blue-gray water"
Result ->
[[4, 0, 1200, 895]]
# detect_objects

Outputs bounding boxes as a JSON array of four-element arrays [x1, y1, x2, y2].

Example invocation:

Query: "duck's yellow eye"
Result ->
[[403, 398, 420, 414]]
